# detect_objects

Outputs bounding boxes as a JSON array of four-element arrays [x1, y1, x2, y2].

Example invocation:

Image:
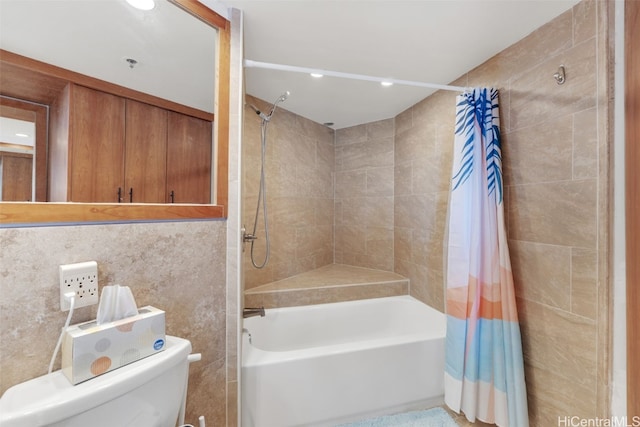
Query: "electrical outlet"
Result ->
[[59, 261, 99, 311]]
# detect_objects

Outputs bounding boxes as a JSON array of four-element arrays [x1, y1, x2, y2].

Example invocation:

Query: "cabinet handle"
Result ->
[[129, 187, 133, 203], [118, 187, 122, 203], [169, 190, 175, 204]]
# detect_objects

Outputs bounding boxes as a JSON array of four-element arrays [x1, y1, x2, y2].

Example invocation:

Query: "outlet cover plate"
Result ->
[[59, 261, 99, 311]]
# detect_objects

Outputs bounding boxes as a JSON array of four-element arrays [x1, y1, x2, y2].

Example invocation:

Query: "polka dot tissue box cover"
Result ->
[[61, 306, 165, 385]]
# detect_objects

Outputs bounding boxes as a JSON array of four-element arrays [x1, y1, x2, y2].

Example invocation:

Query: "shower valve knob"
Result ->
[[243, 233, 258, 243]]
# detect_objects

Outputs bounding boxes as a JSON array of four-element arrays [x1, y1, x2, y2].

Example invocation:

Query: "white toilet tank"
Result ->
[[0, 335, 192, 427]]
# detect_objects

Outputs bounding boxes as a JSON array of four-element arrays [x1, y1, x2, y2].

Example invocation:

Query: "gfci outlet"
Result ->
[[59, 261, 99, 311]]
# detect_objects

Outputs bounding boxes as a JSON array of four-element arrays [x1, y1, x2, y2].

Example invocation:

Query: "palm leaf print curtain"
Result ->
[[444, 88, 528, 426]]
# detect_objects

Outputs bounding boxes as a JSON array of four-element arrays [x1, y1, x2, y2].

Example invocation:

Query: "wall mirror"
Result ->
[[0, 0, 230, 224]]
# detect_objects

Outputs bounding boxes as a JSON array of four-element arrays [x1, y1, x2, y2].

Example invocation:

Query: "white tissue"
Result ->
[[96, 285, 139, 325]]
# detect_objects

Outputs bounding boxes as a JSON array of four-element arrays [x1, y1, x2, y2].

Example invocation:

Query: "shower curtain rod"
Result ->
[[244, 59, 472, 93]]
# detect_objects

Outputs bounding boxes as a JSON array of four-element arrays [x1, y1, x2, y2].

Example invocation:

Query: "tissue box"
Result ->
[[61, 306, 165, 385]]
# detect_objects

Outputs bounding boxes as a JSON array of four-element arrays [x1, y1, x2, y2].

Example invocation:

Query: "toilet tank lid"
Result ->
[[0, 335, 191, 427]]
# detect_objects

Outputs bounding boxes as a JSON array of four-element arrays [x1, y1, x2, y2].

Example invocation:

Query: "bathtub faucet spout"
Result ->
[[243, 307, 265, 318]]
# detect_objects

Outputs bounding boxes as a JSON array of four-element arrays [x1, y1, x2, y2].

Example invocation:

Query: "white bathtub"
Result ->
[[241, 295, 446, 427]]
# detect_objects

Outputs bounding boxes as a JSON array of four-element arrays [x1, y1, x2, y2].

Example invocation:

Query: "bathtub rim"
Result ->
[[242, 295, 446, 366]]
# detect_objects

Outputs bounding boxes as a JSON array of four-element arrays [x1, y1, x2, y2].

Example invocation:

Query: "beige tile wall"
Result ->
[[242, 96, 335, 290], [395, 0, 611, 423], [394, 88, 456, 311], [334, 119, 395, 270], [0, 221, 228, 426]]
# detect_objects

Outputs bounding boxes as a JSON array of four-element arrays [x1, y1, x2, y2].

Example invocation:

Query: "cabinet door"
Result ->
[[166, 112, 212, 204], [1, 153, 32, 201], [125, 100, 167, 203], [69, 85, 125, 202]]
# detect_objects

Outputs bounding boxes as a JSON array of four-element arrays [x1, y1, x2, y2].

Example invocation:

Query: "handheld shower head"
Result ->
[[246, 91, 290, 122], [265, 91, 290, 119]]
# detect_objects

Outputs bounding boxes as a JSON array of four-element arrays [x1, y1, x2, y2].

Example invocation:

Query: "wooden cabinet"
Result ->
[[1, 152, 33, 201], [49, 84, 212, 203], [167, 112, 212, 204], [125, 100, 167, 203], [49, 84, 125, 202], [70, 85, 125, 202]]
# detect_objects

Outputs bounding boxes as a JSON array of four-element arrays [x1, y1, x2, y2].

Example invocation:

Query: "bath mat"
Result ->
[[336, 407, 458, 427]]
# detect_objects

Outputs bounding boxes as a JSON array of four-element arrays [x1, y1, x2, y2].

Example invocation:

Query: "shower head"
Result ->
[[265, 91, 290, 119], [246, 91, 290, 122]]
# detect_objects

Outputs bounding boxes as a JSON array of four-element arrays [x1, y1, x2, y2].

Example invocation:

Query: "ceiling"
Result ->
[[0, 0, 217, 113], [0, 0, 580, 130], [219, 0, 580, 128]]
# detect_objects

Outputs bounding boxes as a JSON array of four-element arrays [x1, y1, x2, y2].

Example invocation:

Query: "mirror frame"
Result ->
[[0, 0, 230, 225]]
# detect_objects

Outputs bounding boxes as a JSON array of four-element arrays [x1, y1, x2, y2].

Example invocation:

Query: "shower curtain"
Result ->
[[444, 88, 528, 426]]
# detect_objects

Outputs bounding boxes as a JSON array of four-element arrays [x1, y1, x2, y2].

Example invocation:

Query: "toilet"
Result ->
[[0, 335, 193, 427]]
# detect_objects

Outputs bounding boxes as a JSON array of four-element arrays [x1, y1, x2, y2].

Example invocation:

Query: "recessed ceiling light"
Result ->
[[15, 133, 29, 137], [381, 81, 393, 87], [126, 0, 155, 11], [310, 73, 323, 78]]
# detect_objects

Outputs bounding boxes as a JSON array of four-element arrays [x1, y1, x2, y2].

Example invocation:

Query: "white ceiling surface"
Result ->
[[219, 0, 580, 128], [0, 0, 580, 129], [0, 0, 217, 113]]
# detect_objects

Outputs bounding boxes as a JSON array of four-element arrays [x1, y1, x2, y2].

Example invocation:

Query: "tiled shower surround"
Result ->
[[243, 0, 612, 423], [335, 119, 395, 270], [242, 95, 335, 290]]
